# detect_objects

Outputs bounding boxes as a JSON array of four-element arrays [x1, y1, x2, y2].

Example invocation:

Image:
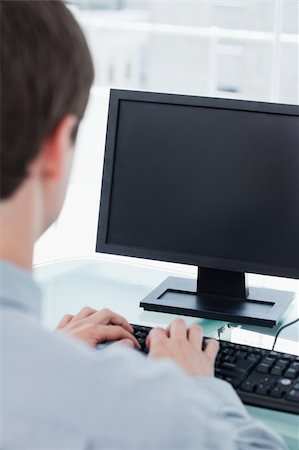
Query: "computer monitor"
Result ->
[[96, 89, 299, 327]]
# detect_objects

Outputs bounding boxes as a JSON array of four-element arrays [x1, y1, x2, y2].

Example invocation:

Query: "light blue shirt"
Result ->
[[0, 260, 286, 450]]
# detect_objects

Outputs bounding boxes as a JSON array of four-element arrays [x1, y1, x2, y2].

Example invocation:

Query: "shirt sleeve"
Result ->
[[192, 377, 287, 450]]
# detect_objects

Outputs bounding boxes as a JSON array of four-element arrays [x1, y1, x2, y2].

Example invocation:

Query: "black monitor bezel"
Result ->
[[96, 89, 299, 279]]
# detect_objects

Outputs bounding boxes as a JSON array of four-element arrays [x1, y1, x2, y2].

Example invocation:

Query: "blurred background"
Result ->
[[34, 0, 299, 287], [68, 0, 298, 102]]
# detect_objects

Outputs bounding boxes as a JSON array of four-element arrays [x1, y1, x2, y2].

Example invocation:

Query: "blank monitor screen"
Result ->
[[98, 91, 299, 279]]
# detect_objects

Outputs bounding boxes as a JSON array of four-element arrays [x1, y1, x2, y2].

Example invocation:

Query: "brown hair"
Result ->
[[0, 0, 94, 199]]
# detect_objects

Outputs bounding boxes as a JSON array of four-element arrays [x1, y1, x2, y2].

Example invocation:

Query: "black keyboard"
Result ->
[[131, 324, 299, 415]]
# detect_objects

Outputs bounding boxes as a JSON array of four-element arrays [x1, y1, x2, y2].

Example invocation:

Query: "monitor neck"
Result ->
[[197, 268, 249, 299]]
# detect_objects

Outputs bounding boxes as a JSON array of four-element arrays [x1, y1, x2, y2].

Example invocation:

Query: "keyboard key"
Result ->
[[223, 376, 241, 389], [247, 353, 261, 363], [250, 347, 268, 356], [240, 380, 256, 393], [256, 363, 271, 373], [276, 358, 289, 367], [274, 359, 290, 370], [233, 344, 241, 350], [289, 362, 299, 375], [256, 384, 270, 395], [263, 356, 276, 364], [269, 387, 285, 398], [278, 378, 292, 386], [221, 362, 236, 370], [221, 358, 255, 376], [282, 354, 296, 360], [254, 348, 267, 356], [261, 375, 276, 385], [269, 351, 279, 357], [223, 348, 234, 356], [284, 368, 297, 379], [286, 390, 299, 403], [270, 366, 284, 376], [227, 356, 237, 364], [240, 345, 248, 351]]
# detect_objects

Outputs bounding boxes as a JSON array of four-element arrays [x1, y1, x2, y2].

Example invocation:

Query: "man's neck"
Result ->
[[0, 181, 42, 272], [0, 232, 34, 272]]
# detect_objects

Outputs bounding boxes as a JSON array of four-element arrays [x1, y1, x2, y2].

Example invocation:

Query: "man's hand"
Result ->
[[56, 307, 140, 349], [146, 319, 219, 377]]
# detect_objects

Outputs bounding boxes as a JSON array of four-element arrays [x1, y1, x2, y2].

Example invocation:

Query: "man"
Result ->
[[0, 2, 286, 449]]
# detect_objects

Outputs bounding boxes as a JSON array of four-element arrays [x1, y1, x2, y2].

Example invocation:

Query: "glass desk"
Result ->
[[34, 257, 299, 449]]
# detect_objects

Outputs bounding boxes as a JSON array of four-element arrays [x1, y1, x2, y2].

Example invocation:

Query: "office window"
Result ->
[[62, 0, 298, 101], [34, 0, 299, 288]]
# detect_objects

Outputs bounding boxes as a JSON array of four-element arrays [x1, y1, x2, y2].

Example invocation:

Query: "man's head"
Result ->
[[0, 0, 93, 229]]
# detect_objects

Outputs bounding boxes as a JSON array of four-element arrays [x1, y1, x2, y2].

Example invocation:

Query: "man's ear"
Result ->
[[31, 114, 78, 181]]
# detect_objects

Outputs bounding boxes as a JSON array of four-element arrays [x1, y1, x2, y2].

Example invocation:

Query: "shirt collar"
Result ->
[[0, 260, 42, 319]]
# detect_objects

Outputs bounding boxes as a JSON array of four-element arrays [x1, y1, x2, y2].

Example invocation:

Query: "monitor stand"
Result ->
[[140, 268, 295, 327]]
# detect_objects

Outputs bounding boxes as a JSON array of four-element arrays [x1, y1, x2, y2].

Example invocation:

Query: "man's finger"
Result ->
[[187, 325, 203, 349], [112, 339, 134, 348], [109, 316, 133, 333], [96, 325, 140, 349], [168, 319, 187, 341], [86, 309, 133, 333], [74, 306, 97, 320], [146, 327, 167, 349], [56, 314, 74, 329], [204, 339, 219, 362]]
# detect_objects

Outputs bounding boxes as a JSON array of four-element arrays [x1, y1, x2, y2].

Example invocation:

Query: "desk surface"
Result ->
[[34, 256, 299, 449]]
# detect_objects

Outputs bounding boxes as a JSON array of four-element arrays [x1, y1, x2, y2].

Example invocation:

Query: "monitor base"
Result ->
[[140, 276, 295, 327]]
